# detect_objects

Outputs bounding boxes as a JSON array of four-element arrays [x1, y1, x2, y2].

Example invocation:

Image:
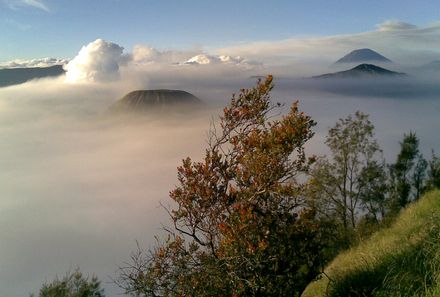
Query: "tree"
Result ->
[[426, 150, 440, 190], [413, 154, 428, 199], [358, 160, 388, 224], [117, 76, 327, 297], [32, 268, 104, 297], [389, 132, 427, 210], [308, 112, 384, 245]]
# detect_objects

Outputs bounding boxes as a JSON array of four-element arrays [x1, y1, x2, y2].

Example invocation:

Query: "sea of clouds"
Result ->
[[0, 20, 439, 296]]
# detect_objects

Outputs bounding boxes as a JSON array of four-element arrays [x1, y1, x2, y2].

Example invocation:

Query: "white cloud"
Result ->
[[65, 39, 125, 83], [0, 57, 68, 68], [183, 54, 245, 65], [61, 40, 261, 86], [182, 54, 260, 68], [39, 20, 440, 85], [376, 20, 418, 31], [131, 45, 161, 64], [128, 46, 254, 67], [184, 54, 218, 65], [22, 0, 47, 11], [219, 55, 244, 64], [130, 45, 191, 65], [3, 0, 49, 12]]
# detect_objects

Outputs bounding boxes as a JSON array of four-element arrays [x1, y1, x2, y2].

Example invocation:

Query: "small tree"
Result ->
[[426, 150, 440, 190], [413, 154, 428, 199], [389, 132, 427, 210], [32, 268, 104, 297], [117, 76, 326, 297], [358, 160, 388, 223], [309, 112, 384, 245]]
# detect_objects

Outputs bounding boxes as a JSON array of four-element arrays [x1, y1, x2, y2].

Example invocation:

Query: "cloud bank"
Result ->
[[3, 20, 440, 83], [61, 39, 261, 92], [0, 79, 212, 296], [1, 25, 440, 295], [184, 54, 242, 65], [4, 20, 435, 90], [0, 57, 68, 69], [1, 18, 440, 297], [376, 20, 418, 31], [214, 21, 440, 73]]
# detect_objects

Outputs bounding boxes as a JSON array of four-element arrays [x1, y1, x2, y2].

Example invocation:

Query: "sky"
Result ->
[[1, 0, 440, 61]]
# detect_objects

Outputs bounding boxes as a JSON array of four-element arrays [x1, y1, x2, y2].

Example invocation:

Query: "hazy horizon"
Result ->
[[1, 73, 439, 296], [1, 1, 440, 296]]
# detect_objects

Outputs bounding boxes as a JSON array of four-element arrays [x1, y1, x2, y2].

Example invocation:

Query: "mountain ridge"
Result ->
[[335, 48, 392, 64], [303, 190, 440, 297], [0, 65, 65, 87], [312, 63, 405, 79]]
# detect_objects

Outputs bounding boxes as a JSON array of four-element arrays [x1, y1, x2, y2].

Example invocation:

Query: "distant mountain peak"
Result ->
[[109, 89, 202, 114], [335, 49, 392, 64], [312, 63, 405, 79]]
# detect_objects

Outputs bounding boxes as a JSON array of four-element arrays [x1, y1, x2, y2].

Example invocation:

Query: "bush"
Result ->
[[32, 268, 104, 297]]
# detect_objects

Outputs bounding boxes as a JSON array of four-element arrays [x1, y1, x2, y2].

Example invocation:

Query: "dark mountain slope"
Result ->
[[0, 65, 65, 87], [109, 89, 202, 114], [335, 49, 392, 64], [312, 64, 405, 79]]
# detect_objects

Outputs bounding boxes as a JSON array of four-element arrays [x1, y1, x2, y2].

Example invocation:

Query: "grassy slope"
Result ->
[[303, 190, 440, 297]]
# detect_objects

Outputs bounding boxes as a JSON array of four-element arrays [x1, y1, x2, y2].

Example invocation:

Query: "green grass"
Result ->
[[302, 190, 440, 297]]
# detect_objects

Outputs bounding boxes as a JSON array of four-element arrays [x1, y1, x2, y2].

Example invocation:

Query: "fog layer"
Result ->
[[1, 32, 440, 296]]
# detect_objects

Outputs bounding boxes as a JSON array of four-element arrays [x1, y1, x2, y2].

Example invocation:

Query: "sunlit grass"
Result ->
[[303, 190, 440, 297]]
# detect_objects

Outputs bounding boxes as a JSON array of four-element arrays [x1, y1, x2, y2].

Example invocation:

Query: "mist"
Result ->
[[1, 36, 440, 296], [0, 79, 216, 296]]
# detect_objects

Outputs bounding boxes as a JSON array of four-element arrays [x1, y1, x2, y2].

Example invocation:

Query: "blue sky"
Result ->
[[1, 0, 440, 61]]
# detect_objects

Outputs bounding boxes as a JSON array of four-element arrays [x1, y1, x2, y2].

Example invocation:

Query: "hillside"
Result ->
[[303, 190, 440, 297], [335, 48, 392, 64], [0, 65, 65, 87], [312, 63, 405, 79]]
